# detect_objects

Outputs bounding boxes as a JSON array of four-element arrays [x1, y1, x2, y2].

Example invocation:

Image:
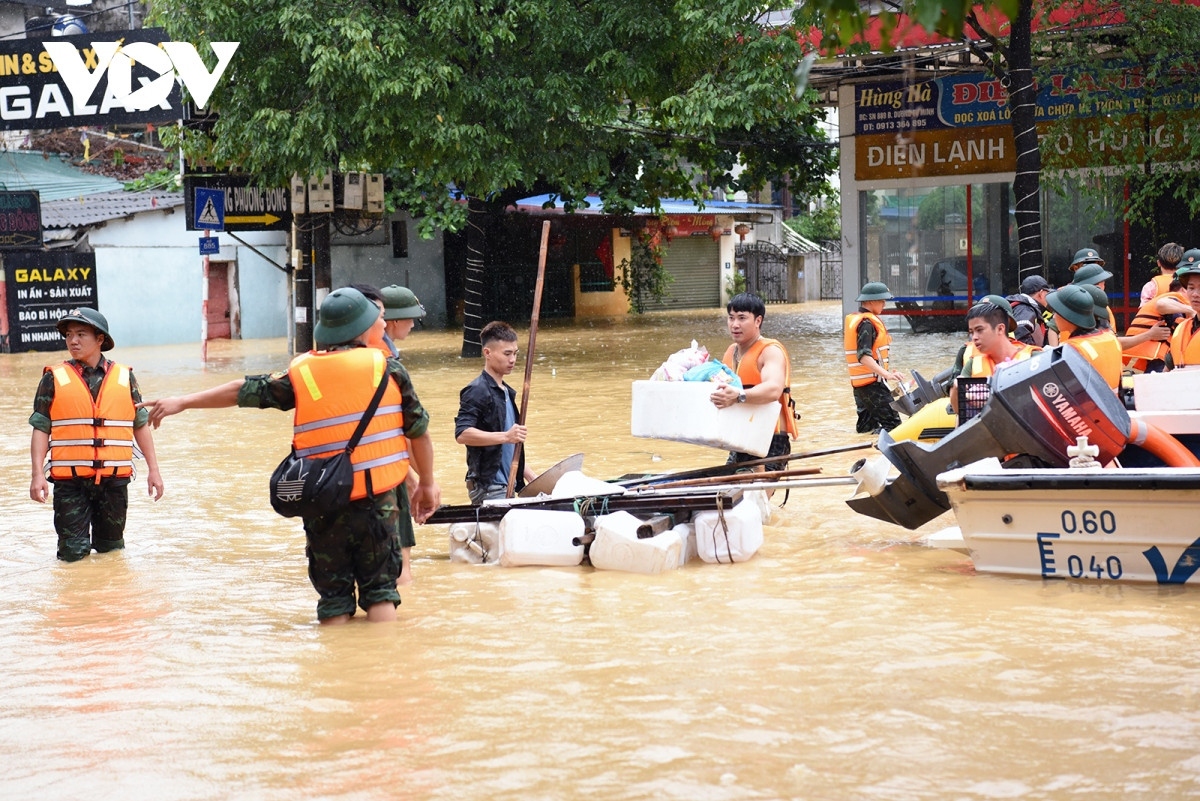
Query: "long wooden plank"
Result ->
[[425, 488, 744, 524]]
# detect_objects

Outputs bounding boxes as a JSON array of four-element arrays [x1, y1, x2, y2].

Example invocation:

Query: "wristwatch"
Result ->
[[737, 392, 747, 404]]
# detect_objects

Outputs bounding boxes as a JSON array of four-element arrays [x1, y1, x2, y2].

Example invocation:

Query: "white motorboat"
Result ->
[[847, 348, 1200, 584]]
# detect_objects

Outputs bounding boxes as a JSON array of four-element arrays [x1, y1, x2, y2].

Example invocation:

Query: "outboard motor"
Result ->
[[848, 345, 1130, 529]]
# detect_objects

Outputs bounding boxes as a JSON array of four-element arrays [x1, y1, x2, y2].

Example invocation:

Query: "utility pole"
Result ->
[[293, 216, 313, 353]]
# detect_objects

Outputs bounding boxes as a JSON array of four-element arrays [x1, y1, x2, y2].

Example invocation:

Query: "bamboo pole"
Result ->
[[506, 220, 551, 498]]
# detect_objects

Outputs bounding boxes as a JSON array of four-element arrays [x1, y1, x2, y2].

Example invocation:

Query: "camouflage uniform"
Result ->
[[29, 358, 151, 562], [239, 345, 430, 620]]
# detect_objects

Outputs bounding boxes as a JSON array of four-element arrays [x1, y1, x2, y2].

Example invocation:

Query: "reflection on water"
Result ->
[[3, 302, 1200, 800]]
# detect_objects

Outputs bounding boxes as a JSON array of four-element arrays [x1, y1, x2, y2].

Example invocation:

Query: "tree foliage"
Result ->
[[150, 0, 838, 236]]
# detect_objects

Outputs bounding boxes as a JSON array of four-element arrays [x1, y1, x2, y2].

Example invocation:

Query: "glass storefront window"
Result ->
[[860, 182, 1016, 332]]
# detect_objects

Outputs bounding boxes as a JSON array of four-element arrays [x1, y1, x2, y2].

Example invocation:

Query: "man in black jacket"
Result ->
[[455, 321, 538, 505]]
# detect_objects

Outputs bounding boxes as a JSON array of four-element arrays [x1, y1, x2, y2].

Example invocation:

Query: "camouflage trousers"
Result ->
[[303, 487, 403, 620], [853, 381, 902, 434], [52, 477, 130, 562]]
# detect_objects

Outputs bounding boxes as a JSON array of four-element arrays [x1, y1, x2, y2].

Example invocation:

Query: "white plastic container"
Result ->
[[693, 500, 764, 563], [498, 509, 585, 567], [671, 522, 697, 567], [448, 521, 501, 565], [630, 380, 781, 456], [552, 470, 626, 498], [743, 489, 772, 525], [588, 511, 681, 574], [1133, 368, 1200, 411]]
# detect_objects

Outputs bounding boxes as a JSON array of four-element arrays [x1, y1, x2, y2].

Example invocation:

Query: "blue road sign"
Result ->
[[199, 236, 220, 255], [194, 187, 225, 230]]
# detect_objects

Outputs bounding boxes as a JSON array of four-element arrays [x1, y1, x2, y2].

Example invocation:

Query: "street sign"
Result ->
[[194, 187, 225, 230], [199, 236, 220, 255], [184, 174, 292, 232]]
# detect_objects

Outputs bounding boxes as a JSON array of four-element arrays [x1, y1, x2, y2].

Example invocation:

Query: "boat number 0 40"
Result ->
[[1060, 509, 1117, 535]]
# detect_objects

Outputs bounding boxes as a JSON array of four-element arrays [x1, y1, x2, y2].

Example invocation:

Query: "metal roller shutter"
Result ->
[[640, 236, 721, 311]]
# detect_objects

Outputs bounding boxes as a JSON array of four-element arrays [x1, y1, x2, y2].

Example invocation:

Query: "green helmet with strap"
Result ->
[[56, 307, 114, 351], [856, 281, 893, 302]]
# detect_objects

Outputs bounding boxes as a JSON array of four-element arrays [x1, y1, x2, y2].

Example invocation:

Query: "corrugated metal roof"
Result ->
[[40, 188, 185, 229], [0, 149, 123, 201]]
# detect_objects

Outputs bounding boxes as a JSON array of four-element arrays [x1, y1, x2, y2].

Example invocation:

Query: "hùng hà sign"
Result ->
[[0, 28, 238, 131]]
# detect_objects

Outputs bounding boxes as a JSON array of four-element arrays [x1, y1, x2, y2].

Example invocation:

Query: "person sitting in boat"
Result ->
[[1167, 259, 1200, 370], [844, 282, 904, 434], [949, 297, 1040, 414], [1006, 275, 1056, 347], [455, 321, 539, 505], [1047, 284, 1123, 390], [711, 292, 799, 473], [1123, 273, 1193, 374], [1140, 242, 1185, 305]]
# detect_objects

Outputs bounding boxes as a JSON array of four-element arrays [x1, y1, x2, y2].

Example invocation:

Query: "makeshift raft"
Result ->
[[430, 446, 864, 573]]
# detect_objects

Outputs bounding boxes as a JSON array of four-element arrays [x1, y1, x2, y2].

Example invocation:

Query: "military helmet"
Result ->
[[1046, 285, 1097, 329], [56, 307, 114, 351], [1069, 248, 1105, 270], [1176, 248, 1200, 275], [856, 281, 893, 302], [314, 287, 380, 347], [380, 284, 426, 321], [1071, 262, 1114, 286], [978, 293, 1017, 322]]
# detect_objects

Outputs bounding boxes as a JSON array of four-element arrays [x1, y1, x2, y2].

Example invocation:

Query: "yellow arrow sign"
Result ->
[[225, 213, 282, 226]]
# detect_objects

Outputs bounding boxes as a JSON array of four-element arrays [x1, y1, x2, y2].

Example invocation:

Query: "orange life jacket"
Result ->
[[844, 312, 891, 388], [1170, 317, 1200, 370], [1122, 291, 1184, 372], [47, 361, 135, 482], [1148, 273, 1174, 300], [289, 348, 409, 500], [965, 342, 1040, 377], [1065, 329, 1123, 390], [720, 337, 800, 438]]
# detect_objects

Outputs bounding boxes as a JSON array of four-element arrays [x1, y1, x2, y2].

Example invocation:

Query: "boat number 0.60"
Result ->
[[1060, 509, 1117, 535]]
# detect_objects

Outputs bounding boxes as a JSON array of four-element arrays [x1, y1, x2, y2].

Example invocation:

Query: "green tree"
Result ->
[[151, 0, 838, 354]]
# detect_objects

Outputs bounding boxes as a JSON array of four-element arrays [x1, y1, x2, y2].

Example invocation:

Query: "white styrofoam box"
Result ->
[[1133, 368, 1200, 411], [630, 380, 781, 456], [448, 521, 501, 564], [693, 499, 764, 563], [589, 511, 681, 574], [498, 509, 585, 567], [671, 522, 697, 566]]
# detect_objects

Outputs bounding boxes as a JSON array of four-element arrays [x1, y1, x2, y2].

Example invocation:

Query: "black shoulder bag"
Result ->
[[269, 371, 391, 518]]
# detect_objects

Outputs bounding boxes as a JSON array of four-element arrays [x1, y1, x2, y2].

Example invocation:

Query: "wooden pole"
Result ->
[[506, 220, 551, 498], [615, 441, 874, 486]]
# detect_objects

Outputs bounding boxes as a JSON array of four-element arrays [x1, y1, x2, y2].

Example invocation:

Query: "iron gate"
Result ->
[[735, 241, 789, 303]]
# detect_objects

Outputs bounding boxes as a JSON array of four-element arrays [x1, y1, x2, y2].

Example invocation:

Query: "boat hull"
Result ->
[[938, 460, 1200, 584]]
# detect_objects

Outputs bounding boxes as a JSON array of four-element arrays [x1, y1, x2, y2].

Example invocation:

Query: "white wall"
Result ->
[[85, 209, 289, 346]]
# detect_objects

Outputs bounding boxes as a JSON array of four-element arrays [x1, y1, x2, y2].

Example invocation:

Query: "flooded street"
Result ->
[[3, 301, 1200, 800]]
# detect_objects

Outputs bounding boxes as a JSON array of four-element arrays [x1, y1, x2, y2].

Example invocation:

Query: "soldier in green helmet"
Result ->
[[844, 281, 905, 434], [141, 287, 442, 625], [29, 307, 165, 562]]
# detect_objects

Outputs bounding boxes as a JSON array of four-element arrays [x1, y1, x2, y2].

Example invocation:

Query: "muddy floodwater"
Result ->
[[3, 301, 1200, 800]]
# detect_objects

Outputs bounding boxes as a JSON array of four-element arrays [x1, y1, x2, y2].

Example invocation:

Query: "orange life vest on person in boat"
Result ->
[[1147, 273, 1175, 301], [1170, 316, 1200, 370], [844, 312, 891, 388], [965, 342, 1040, 377], [1123, 291, 1185, 373], [721, 337, 800, 438], [47, 361, 135, 483], [289, 348, 409, 501], [1063, 329, 1123, 390]]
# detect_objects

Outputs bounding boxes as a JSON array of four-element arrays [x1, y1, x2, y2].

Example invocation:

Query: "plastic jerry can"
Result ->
[[448, 521, 501, 564], [498, 509, 585, 567], [743, 489, 772, 525], [671, 522, 697, 566], [693, 499, 764, 563], [589, 511, 681, 574]]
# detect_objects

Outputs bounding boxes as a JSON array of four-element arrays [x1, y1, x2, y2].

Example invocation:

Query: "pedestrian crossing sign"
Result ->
[[194, 188, 225, 230]]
